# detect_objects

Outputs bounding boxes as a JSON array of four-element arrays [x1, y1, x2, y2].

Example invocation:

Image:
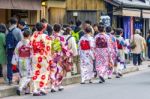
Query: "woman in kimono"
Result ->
[[12, 30, 32, 95], [95, 25, 112, 83], [50, 24, 67, 92], [63, 27, 78, 77], [79, 26, 95, 84], [115, 28, 126, 78], [106, 26, 118, 79], [30, 22, 52, 96]]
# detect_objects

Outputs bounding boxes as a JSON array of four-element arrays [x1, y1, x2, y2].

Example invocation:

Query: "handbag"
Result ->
[[130, 35, 136, 49]]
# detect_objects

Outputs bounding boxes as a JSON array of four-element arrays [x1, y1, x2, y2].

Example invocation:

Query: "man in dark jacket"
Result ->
[[18, 20, 30, 32], [6, 18, 23, 85]]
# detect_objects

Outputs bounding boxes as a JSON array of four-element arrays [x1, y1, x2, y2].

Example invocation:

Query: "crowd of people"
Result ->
[[0, 17, 149, 96]]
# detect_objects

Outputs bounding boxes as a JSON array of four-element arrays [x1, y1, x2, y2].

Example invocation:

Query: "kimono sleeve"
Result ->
[[44, 35, 53, 63], [11, 42, 21, 65], [70, 37, 78, 56]]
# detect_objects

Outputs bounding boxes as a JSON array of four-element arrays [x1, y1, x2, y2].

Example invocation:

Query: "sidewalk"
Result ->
[[0, 61, 149, 98]]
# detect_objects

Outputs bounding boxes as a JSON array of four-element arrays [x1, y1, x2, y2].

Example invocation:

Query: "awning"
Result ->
[[113, 8, 141, 17], [0, 0, 41, 10], [142, 10, 150, 18]]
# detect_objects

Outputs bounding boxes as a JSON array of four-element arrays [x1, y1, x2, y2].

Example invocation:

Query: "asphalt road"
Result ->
[[3, 69, 150, 99]]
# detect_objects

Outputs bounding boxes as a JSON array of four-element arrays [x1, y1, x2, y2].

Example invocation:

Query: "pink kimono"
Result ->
[[95, 33, 112, 78]]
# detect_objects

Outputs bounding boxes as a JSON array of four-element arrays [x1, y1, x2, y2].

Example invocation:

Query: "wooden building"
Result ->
[[0, 0, 41, 26], [42, 0, 106, 24]]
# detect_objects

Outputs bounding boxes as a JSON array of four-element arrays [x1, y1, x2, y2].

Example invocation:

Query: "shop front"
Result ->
[[105, 0, 150, 39], [0, 0, 41, 27]]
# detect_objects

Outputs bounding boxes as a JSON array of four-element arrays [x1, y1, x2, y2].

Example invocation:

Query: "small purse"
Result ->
[[130, 35, 136, 49]]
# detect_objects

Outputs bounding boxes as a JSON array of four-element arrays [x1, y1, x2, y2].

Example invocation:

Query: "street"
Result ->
[[3, 68, 150, 99]]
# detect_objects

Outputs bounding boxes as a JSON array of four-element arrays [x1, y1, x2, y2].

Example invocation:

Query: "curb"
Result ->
[[0, 66, 141, 98]]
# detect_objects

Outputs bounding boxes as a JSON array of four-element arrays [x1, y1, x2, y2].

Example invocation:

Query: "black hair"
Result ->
[[106, 26, 112, 33], [53, 24, 61, 32], [84, 26, 92, 33], [85, 20, 92, 25], [46, 24, 53, 36], [98, 25, 105, 33], [76, 20, 82, 27], [35, 22, 44, 31], [93, 24, 98, 27], [69, 20, 74, 25], [63, 27, 71, 35], [116, 28, 123, 35], [18, 19, 25, 26], [23, 30, 31, 38], [40, 18, 47, 23], [9, 18, 17, 25], [0, 24, 6, 33]]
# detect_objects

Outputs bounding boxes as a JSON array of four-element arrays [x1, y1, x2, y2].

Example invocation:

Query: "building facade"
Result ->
[[0, 0, 41, 27], [41, 0, 107, 25]]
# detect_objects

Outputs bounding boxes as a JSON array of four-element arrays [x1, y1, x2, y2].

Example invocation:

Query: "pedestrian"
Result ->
[[116, 28, 126, 78], [71, 20, 84, 74], [93, 24, 99, 37], [0, 24, 7, 83], [106, 26, 118, 79], [147, 30, 150, 60], [6, 18, 23, 85], [63, 27, 78, 77], [12, 30, 32, 95], [95, 25, 112, 83], [79, 26, 95, 84], [84, 20, 94, 36], [18, 20, 30, 32], [131, 29, 144, 66], [50, 24, 66, 92], [30, 22, 52, 96]]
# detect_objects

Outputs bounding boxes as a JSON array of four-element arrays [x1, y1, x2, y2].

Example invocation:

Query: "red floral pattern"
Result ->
[[39, 81, 44, 87], [38, 56, 42, 63], [35, 70, 40, 76]]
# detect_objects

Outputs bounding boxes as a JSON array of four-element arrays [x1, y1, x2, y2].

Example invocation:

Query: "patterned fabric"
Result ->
[[30, 31, 52, 92], [95, 33, 111, 77], [107, 33, 118, 77], [79, 35, 95, 82], [12, 39, 32, 92], [116, 36, 126, 72], [50, 33, 66, 89], [12, 39, 32, 77]]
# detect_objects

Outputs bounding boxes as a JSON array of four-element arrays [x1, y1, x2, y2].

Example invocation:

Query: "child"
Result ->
[[12, 30, 32, 95]]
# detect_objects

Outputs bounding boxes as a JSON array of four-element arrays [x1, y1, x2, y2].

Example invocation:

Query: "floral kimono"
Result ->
[[95, 33, 112, 78], [107, 33, 118, 78], [116, 35, 126, 74], [78, 34, 95, 83], [30, 31, 52, 93], [12, 39, 32, 92], [50, 33, 67, 90]]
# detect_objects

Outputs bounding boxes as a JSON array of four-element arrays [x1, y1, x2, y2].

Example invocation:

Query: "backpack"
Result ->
[[96, 34, 108, 48], [18, 44, 30, 58], [117, 39, 123, 49], [51, 37, 62, 52], [71, 31, 80, 43], [6, 28, 18, 49], [80, 40, 91, 50]]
